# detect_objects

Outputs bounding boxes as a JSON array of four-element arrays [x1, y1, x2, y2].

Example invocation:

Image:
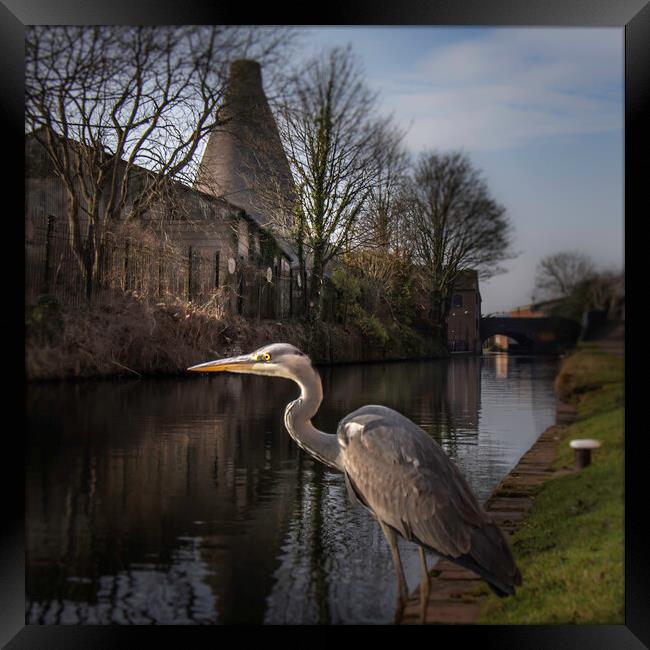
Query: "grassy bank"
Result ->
[[26, 293, 445, 381], [478, 344, 624, 624]]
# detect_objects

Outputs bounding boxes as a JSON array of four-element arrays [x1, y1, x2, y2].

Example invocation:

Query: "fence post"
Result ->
[[289, 268, 293, 318], [237, 259, 244, 315], [214, 250, 220, 288], [158, 243, 164, 299], [274, 262, 279, 319], [124, 238, 130, 291], [42, 214, 55, 294], [85, 224, 95, 304], [188, 246, 193, 302], [109, 235, 116, 293]]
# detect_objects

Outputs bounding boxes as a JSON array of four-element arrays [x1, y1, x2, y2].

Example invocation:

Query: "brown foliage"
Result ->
[[25, 292, 310, 381], [25, 289, 448, 381]]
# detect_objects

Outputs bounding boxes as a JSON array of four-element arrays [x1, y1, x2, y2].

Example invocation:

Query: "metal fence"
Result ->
[[25, 219, 316, 320]]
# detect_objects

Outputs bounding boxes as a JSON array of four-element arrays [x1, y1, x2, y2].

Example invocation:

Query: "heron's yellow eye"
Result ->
[[262, 353, 271, 362]]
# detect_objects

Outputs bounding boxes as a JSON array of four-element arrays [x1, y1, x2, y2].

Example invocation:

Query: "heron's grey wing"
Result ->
[[338, 405, 484, 556], [338, 405, 521, 591]]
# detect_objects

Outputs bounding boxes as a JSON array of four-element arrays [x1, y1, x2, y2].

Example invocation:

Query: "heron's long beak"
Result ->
[[187, 354, 253, 373]]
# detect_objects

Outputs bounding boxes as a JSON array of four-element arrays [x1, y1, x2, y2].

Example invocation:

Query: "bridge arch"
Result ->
[[480, 330, 535, 351], [480, 316, 581, 354]]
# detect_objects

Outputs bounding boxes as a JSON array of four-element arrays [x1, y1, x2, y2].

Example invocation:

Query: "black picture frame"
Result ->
[[3, 0, 646, 646]]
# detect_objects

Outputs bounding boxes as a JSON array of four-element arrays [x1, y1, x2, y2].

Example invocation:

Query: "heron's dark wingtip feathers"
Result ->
[[441, 549, 521, 598], [487, 559, 522, 598], [435, 521, 522, 598], [488, 580, 516, 598], [472, 522, 521, 584]]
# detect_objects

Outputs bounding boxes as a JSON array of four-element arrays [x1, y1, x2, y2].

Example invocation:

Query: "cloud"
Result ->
[[378, 29, 622, 152]]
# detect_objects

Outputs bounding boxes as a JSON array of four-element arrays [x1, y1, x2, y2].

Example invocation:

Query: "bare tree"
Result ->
[[403, 150, 514, 346], [25, 25, 294, 299], [533, 251, 624, 322], [532, 250, 596, 302], [347, 124, 410, 253], [249, 46, 404, 320], [343, 169, 420, 327], [341, 127, 412, 290]]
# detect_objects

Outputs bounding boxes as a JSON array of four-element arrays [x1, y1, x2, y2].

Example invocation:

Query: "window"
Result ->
[[452, 293, 463, 307]]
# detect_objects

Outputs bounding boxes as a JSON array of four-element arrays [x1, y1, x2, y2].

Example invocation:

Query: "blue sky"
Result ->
[[292, 27, 624, 313]]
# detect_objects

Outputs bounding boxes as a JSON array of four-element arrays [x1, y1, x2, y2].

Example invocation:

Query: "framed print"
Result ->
[[2, 0, 646, 646]]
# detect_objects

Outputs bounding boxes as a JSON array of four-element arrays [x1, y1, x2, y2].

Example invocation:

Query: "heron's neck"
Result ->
[[284, 367, 343, 472]]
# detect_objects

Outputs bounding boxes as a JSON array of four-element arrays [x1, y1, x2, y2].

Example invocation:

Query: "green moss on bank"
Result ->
[[478, 347, 624, 624]]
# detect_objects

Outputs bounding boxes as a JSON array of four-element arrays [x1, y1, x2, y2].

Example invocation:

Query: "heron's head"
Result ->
[[187, 343, 314, 382]]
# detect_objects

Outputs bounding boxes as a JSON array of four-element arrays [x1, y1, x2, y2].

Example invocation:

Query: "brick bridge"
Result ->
[[480, 316, 581, 353]]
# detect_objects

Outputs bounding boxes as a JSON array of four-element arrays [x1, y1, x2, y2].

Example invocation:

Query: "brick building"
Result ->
[[447, 270, 482, 354]]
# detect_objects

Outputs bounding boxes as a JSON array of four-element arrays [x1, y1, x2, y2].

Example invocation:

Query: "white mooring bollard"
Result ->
[[569, 439, 602, 469]]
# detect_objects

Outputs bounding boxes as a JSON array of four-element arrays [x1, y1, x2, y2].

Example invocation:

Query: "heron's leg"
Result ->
[[418, 546, 430, 624], [378, 521, 407, 624]]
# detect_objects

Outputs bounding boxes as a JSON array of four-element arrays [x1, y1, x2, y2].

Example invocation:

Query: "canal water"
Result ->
[[26, 353, 559, 625]]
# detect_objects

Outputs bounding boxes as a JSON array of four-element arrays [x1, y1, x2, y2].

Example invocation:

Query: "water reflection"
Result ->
[[495, 352, 509, 379], [26, 354, 558, 624]]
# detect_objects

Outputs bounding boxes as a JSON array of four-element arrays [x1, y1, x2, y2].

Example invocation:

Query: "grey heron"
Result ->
[[188, 342, 522, 623]]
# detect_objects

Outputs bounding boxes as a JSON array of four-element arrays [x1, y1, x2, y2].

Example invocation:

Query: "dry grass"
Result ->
[[26, 288, 446, 381], [25, 291, 310, 381]]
